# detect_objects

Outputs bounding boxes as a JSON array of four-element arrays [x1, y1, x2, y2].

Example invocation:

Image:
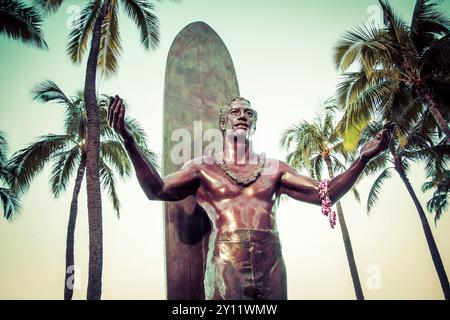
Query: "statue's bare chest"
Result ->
[[196, 164, 280, 202]]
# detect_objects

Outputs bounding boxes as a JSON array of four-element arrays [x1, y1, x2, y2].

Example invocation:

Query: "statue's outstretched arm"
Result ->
[[108, 95, 201, 201], [280, 128, 391, 206]]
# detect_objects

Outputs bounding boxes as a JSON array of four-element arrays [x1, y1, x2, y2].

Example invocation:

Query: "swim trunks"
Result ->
[[204, 229, 287, 300]]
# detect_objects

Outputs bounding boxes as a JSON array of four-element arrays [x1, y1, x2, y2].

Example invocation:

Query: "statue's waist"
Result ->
[[215, 228, 280, 242]]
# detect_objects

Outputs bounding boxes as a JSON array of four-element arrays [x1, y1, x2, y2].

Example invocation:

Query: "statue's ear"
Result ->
[[219, 108, 227, 131]]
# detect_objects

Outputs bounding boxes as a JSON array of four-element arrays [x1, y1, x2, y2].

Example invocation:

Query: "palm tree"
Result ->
[[36, 0, 161, 299], [0, 131, 21, 220], [359, 121, 450, 299], [8, 80, 157, 300], [419, 137, 449, 225], [423, 171, 449, 224], [334, 0, 450, 144], [0, 0, 47, 49], [280, 100, 365, 300]]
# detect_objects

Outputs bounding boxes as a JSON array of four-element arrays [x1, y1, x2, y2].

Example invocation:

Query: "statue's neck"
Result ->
[[223, 135, 256, 164]]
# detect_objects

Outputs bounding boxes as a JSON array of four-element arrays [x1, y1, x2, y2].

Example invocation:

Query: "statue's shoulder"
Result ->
[[181, 155, 214, 170], [261, 157, 288, 176]]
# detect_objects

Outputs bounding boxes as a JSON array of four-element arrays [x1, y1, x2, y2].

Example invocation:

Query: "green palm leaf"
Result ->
[[120, 0, 160, 50], [367, 167, 393, 214], [420, 35, 450, 70], [0, 131, 7, 165], [98, 2, 122, 78], [8, 134, 70, 193], [124, 117, 159, 169], [66, 0, 101, 64], [334, 22, 391, 72], [32, 80, 76, 107], [99, 158, 120, 218], [32, 80, 83, 139], [50, 147, 81, 198], [378, 0, 409, 45], [34, 0, 64, 14], [100, 140, 132, 178], [0, 0, 48, 49], [0, 187, 21, 220], [411, 0, 450, 53]]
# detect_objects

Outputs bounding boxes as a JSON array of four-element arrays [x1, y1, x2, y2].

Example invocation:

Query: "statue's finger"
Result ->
[[118, 103, 125, 131], [108, 95, 119, 126], [112, 98, 122, 129], [381, 129, 389, 148]]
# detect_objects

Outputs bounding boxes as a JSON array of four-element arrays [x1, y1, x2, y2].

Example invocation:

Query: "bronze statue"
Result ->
[[108, 95, 390, 300]]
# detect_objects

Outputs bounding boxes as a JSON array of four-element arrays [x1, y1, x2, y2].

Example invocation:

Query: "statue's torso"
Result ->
[[193, 158, 282, 233]]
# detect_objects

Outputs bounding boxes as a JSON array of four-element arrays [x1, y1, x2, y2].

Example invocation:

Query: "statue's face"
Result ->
[[221, 100, 257, 139]]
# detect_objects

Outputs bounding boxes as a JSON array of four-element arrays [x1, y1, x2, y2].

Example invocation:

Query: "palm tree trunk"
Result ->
[[84, 0, 109, 300], [391, 149, 450, 300], [416, 84, 450, 141], [64, 153, 86, 300], [324, 156, 365, 300]]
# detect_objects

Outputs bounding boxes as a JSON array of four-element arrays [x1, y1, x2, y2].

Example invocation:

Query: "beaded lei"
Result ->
[[318, 179, 337, 228]]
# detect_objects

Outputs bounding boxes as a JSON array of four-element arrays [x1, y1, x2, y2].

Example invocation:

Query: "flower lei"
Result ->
[[318, 179, 337, 228]]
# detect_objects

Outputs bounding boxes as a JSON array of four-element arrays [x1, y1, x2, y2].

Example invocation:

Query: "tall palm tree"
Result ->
[[422, 171, 449, 224], [334, 0, 450, 145], [0, 0, 47, 49], [419, 137, 449, 224], [359, 121, 450, 299], [280, 100, 365, 300], [36, 0, 160, 299], [0, 131, 21, 220], [8, 80, 157, 300]]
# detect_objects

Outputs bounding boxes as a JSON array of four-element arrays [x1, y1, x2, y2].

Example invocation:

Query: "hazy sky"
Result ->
[[0, 0, 449, 299]]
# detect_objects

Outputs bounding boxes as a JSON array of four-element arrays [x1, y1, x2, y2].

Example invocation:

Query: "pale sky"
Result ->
[[0, 0, 449, 299]]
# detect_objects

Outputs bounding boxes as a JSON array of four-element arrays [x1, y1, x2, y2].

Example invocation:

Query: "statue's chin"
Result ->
[[224, 127, 252, 141]]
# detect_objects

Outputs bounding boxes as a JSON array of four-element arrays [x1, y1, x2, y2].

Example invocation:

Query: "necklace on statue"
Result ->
[[211, 152, 266, 187]]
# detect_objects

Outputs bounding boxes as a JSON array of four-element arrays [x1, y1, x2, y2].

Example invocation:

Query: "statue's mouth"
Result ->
[[234, 122, 249, 129]]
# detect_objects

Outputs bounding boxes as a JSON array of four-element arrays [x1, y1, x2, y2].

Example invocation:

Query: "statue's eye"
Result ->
[[230, 110, 238, 115], [246, 111, 254, 117]]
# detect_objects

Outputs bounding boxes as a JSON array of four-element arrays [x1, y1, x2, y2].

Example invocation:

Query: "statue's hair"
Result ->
[[219, 96, 257, 131], [228, 96, 251, 106]]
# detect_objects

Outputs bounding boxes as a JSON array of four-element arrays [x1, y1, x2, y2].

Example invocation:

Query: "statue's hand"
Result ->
[[360, 128, 391, 162], [108, 95, 133, 142]]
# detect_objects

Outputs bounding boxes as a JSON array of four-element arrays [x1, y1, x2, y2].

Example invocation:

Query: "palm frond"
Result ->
[[0, 0, 48, 49], [424, 169, 449, 224], [98, 1, 122, 78], [0, 131, 8, 164], [8, 134, 70, 193], [32, 80, 77, 107], [34, 0, 64, 14], [336, 70, 369, 106], [323, 100, 339, 142], [120, 0, 160, 50], [334, 22, 389, 71], [312, 155, 323, 180], [411, 0, 450, 53], [100, 140, 132, 178], [0, 187, 21, 220], [66, 0, 101, 64], [378, 0, 409, 46], [49, 147, 80, 198], [330, 155, 347, 174], [32, 80, 84, 138], [124, 117, 159, 168], [339, 82, 396, 151], [367, 167, 392, 214], [99, 158, 120, 218], [420, 35, 450, 71], [351, 186, 361, 203]]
